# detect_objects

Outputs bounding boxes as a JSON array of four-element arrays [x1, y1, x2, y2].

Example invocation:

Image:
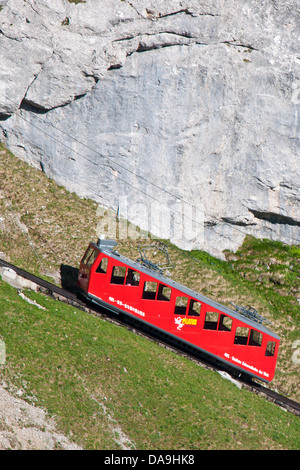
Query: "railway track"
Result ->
[[0, 258, 299, 417]]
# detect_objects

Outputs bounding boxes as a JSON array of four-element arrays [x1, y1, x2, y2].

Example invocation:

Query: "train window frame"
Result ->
[[96, 257, 108, 274], [125, 269, 140, 286], [234, 327, 250, 345], [265, 341, 276, 357], [174, 296, 188, 315], [204, 311, 219, 330], [248, 329, 263, 347], [111, 266, 127, 285], [142, 281, 158, 300], [157, 284, 172, 301], [188, 299, 201, 317]]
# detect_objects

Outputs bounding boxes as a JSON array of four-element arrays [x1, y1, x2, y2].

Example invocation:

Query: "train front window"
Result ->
[[86, 250, 98, 267], [266, 341, 276, 356], [234, 327, 249, 345], [82, 246, 93, 264]]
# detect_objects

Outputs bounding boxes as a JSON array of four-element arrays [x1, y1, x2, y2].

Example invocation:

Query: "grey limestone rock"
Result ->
[[0, 0, 299, 256]]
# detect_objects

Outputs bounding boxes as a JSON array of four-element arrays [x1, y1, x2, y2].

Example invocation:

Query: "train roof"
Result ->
[[90, 239, 280, 340]]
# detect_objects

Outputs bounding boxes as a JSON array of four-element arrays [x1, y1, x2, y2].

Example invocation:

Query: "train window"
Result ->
[[82, 246, 93, 264], [174, 297, 188, 315], [125, 269, 140, 286], [86, 250, 98, 267], [218, 314, 232, 331], [204, 312, 219, 330], [142, 282, 158, 300], [82, 247, 98, 267], [157, 284, 171, 301], [188, 300, 201, 316], [96, 257, 108, 274], [234, 327, 249, 345], [249, 330, 263, 347], [266, 341, 276, 356], [111, 266, 126, 284]]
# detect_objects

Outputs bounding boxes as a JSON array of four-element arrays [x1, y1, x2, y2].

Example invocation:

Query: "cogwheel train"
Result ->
[[77, 239, 280, 383]]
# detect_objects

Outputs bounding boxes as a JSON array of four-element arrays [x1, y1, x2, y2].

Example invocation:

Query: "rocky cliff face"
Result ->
[[0, 0, 299, 257]]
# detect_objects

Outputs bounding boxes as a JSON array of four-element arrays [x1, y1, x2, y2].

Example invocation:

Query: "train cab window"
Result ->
[[204, 312, 219, 330], [249, 329, 263, 347], [142, 282, 158, 300], [82, 246, 93, 264], [96, 257, 108, 274], [125, 269, 140, 286], [157, 284, 171, 301], [86, 250, 98, 267], [111, 266, 126, 284], [82, 247, 98, 267], [266, 341, 276, 356], [234, 327, 249, 345], [188, 300, 201, 316], [218, 314, 232, 331], [174, 297, 188, 315]]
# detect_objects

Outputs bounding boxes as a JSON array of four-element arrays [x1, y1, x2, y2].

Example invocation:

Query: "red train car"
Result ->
[[77, 239, 280, 382]]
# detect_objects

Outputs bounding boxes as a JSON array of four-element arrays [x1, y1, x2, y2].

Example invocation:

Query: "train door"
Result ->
[[88, 254, 111, 298]]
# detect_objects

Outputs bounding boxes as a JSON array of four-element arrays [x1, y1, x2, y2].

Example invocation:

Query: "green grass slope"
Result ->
[[0, 144, 299, 449]]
